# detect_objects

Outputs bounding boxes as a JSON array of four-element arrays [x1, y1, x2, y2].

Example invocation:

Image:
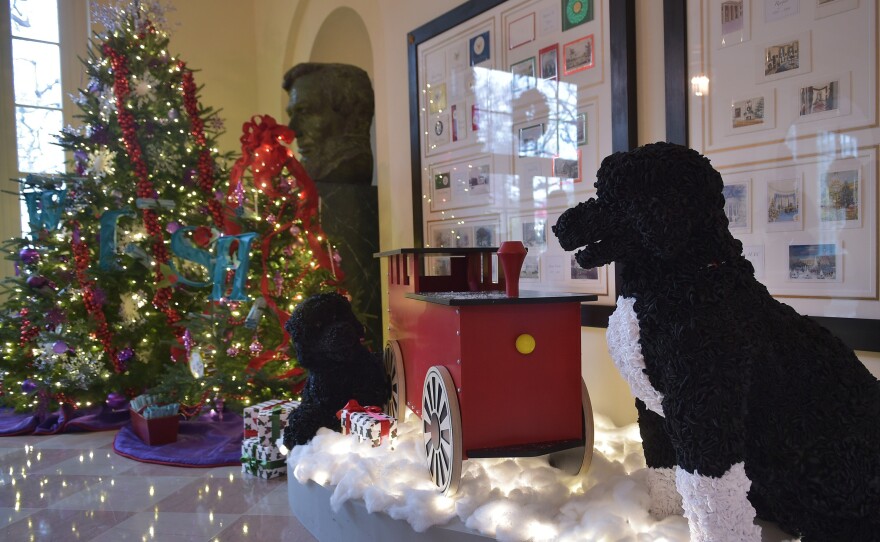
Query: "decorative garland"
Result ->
[[71, 223, 122, 372], [103, 40, 181, 330], [180, 62, 225, 231]]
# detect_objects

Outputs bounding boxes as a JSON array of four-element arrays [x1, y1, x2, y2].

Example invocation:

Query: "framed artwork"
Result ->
[[563, 34, 595, 75], [409, 0, 634, 313], [539, 43, 559, 80], [675, 0, 880, 348], [722, 178, 752, 233], [510, 56, 537, 92]]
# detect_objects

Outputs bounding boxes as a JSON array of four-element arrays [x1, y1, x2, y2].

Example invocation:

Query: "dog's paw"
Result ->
[[646, 467, 683, 519]]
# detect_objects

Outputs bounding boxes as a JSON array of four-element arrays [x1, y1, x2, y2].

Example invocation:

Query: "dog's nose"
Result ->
[[553, 199, 599, 250]]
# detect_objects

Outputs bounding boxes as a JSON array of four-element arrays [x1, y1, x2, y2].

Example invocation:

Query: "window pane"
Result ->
[[9, 0, 59, 42], [12, 38, 61, 107], [15, 106, 64, 173]]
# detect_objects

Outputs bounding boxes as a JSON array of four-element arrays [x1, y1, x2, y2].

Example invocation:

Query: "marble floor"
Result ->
[[0, 430, 318, 542]]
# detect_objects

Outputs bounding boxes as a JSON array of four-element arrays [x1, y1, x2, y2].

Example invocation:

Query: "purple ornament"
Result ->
[[117, 347, 134, 365], [52, 341, 69, 354], [166, 221, 180, 234], [226, 346, 240, 357], [19, 247, 40, 265], [93, 288, 107, 307], [26, 275, 49, 289], [21, 379, 37, 394], [249, 340, 263, 355], [106, 392, 127, 410], [168, 109, 178, 120]]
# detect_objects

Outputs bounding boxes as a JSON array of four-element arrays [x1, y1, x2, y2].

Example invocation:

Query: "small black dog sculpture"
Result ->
[[281, 292, 389, 448], [553, 142, 880, 541]]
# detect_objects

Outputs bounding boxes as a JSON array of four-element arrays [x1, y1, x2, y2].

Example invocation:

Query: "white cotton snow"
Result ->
[[288, 414, 692, 541]]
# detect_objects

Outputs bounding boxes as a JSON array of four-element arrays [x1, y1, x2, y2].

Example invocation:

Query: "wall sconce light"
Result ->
[[691, 75, 709, 97]]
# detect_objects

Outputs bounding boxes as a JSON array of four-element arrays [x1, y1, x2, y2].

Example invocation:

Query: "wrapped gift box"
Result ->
[[243, 399, 299, 446], [241, 436, 285, 463], [241, 453, 287, 479], [338, 400, 397, 448]]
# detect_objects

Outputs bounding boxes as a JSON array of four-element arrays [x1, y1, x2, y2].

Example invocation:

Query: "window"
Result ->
[[1, 0, 87, 246], [10, 0, 65, 174]]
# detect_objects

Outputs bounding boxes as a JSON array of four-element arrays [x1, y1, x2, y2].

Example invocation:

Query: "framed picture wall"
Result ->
[[674, 0, 880, 350], [408, 0, 637, 318]]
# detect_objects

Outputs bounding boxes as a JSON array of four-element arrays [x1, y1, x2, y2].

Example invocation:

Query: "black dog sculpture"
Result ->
[[553, 142, 880, 541], [281, 292, 390, 448]]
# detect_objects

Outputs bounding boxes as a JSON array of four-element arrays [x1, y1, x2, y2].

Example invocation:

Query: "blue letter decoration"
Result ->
[[169, 227, 214, 288], [169, 229, 258, 301], [98, 209, 136, 271], [212, 233, 258, 301], [23, 189, 67, 231]]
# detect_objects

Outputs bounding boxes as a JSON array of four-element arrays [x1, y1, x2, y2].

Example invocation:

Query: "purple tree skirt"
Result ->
[[113, 411, 244, 467], [1, 406, 244, 468], [0, 404, 130, 435]]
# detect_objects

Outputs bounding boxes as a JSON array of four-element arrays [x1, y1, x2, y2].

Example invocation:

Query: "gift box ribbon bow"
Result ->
[[336, 399, 383, 420]]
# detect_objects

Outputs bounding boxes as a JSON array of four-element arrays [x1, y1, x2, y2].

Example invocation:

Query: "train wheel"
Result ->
[[383, 340, 406, 420], [549, 378, 594, 476], [578, 378, 595, 475], [421, 366, 463, 495]]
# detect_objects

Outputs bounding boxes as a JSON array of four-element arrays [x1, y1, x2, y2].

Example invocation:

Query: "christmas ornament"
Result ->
[[25, 275, 49, 289], [106, 392, 127, 410], [21, 379, 37, 394], [117, 347, 135, 366], [19, 247, 40, 265], [52, 341, 69, 354], [249, 339, 263, 355]]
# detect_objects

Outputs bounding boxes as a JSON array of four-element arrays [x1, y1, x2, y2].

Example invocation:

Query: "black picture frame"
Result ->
[[407, 0, 637, 328], [663, 0, 880, 351]]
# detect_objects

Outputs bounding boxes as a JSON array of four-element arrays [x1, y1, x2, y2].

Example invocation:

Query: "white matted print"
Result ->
[[788, 242, 841, 282], [764, 0, 799, 22], [715, 0, 751, 48], [796, 72, 851, 122], [819, 166, 861, 228], [508, 12, 536, 49], [568, 254, 608, 294], [765, 176, 804, 231], [743, 244, 766, 280], [730, 91, 775, 134], [815, 0, 859, 19], [722, 178, 752, 232], [756, 31, 811, 83]]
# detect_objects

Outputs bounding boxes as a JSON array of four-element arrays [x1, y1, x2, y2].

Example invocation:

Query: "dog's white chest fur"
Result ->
[[607, 296, 665, 416]]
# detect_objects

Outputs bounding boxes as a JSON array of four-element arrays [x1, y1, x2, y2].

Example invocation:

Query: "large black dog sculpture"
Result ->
[[553, 142, 880, 541], [281, 292, 390, 448]]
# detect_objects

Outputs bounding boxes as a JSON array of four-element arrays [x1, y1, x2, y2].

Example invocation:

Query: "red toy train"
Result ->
[[376, 245, 597, 494]]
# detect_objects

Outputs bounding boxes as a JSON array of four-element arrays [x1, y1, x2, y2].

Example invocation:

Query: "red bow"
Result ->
[[336, 399, 383, 420]]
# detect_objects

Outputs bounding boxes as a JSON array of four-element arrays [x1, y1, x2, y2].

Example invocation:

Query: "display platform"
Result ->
[[284, 417, 799, 542], [289, 477, 492, 541]]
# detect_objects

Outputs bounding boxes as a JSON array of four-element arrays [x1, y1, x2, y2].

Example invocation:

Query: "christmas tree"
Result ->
[[0, 2, 340, 416]]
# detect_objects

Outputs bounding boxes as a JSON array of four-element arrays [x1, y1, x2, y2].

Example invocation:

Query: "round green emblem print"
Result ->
[[566, 0, 588, 26]]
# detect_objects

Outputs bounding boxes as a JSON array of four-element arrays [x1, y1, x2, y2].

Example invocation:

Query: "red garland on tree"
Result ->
[[70, 223, 122, 371], [181, 62, 226, 231]]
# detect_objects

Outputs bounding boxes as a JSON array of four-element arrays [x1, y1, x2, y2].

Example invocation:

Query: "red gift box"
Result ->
[[130, 407, 179, 446]]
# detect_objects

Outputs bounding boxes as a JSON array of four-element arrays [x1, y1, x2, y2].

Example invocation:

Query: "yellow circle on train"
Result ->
[[515, 333, 536, 355]]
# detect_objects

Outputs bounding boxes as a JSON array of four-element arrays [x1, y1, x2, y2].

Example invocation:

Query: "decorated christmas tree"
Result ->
[[0, 2, 341, 416]]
